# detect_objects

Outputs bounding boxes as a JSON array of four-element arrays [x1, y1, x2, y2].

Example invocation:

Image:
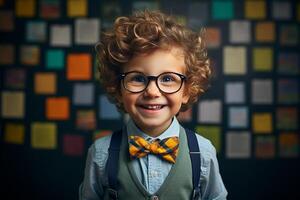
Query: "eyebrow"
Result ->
[[123, 69, 185, 75]]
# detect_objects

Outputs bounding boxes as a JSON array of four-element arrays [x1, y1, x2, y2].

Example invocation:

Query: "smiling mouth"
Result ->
[[140, 104, 165, 110]]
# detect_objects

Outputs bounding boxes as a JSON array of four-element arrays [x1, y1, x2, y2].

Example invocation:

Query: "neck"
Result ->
[[135, 119, 173, 138]]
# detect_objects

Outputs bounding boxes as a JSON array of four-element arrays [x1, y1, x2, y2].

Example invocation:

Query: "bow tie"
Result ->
[[128, 136, 179, 164]]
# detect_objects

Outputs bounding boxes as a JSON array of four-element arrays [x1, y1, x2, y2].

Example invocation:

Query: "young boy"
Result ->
[[80, 10, 227, 200]]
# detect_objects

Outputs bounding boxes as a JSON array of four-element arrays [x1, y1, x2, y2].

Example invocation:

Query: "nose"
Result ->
[[143, 80, 161, 98]]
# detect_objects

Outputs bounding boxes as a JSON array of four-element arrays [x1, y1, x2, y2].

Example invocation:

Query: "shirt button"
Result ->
[[150, 196, 159, 200]]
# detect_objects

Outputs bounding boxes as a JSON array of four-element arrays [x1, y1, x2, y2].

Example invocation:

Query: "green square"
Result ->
[[195, 125, 221, 153], [212, 0, 233, 20], [46, 50, 64, 69]]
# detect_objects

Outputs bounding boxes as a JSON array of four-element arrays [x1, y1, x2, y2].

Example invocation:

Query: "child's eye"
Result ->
[[160, 75, 175, 82], [131, 75, 146, 83]]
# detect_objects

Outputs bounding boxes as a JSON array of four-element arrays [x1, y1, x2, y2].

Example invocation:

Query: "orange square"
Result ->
[[205, 27, 221, 48], [35, 72, 56, 94], [67, 53, 91, 80], [255, 22, 275, 42], [46, 97, 69, 120], [0, 44, 14, 65], [15, 0, 36, 17]]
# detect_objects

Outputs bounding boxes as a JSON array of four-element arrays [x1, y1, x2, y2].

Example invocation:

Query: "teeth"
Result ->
[[142, 105, 163, 110]]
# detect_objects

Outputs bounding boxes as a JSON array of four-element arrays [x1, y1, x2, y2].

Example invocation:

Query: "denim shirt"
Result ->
[[79, 117, 228, 200]]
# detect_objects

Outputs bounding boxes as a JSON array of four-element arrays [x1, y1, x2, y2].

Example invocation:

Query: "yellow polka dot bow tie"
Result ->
[[128, 136, 179, 164]]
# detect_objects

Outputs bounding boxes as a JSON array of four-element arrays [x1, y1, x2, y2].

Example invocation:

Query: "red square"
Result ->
[[63, 134, 84, 156]]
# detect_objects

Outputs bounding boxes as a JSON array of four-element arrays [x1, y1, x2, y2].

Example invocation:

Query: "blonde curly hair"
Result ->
[[95, 10, 211, 112]]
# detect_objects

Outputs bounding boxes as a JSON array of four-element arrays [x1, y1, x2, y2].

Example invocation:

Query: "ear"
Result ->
[[182, 89, 190, 104], [115, 91, 123, 105]]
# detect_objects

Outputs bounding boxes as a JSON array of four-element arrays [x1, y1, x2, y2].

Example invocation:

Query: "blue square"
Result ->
[[73, 83, 94, 105], [26, 21, 47, 42], [228, 107, 248, 128], [99, 95, 121, 119]]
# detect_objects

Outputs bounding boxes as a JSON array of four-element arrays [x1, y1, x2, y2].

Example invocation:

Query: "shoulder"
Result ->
[[94, 134, 112, 152], [183, 127, 217, 160], [89, 134, 113, 167], [182, 127, 216, 157], [194, 132, 228, 198], [195, 133, 216, 157], [187, 130, 218, 169], [192, 132, 220, 175]]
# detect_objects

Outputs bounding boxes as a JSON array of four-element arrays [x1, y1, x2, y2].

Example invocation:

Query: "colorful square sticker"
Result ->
[[67, 53, 92, 80], [31, 122, 57, 149], [212, 0, 233, 20], [63, 134, 85, 156], [46, 97, 70, 120]]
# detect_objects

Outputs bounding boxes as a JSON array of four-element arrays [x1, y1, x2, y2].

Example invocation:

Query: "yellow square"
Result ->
[[297, 4, 300, 21], [31, 122, 57, 149], [1, 91, 25, 118], [224, 46, 247, 75], [67, 0, 87, 17], [245, 1, 266, 19], [174, 15, 187, 26], [16, 0, 36, 17], [4, 123, 25, 144], [253, 113, 273, 134], [253, 48, 273, 71], [34, 73, 56, 94]]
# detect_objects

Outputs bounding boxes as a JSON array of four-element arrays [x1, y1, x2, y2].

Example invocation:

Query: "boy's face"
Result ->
[[119, 48, 190, 137]]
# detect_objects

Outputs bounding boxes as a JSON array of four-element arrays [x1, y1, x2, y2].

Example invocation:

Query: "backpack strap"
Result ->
[[106, 129, 123, 200], [185, 128, 201, 200]]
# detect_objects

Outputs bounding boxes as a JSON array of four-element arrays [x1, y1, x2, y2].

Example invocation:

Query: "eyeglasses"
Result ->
[[119, 71, 187, 94]]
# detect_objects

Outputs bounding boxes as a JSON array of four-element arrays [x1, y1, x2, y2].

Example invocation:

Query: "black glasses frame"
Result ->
[[119, 71, 187, 94]]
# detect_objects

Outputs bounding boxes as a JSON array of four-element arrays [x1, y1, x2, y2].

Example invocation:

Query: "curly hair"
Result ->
[[96, 10, 211, 112]]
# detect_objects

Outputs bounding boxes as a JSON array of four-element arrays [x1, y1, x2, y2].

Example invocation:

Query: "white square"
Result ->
[[230, 20, 251, 44], [226, 131, 251, 158], [225, 82, 245, 104], [252, 79, 273, 104], [198, 100, 222, 124], [50, 25, 72, 47], [228, 107, 248, 128], [75, 18, 100, 45]]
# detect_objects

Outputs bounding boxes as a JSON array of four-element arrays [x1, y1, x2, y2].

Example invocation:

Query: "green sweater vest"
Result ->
[[103, 127, 194, 200]]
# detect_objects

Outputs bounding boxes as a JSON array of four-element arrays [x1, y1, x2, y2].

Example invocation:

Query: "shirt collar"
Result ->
[[126, 117, 180, 140]]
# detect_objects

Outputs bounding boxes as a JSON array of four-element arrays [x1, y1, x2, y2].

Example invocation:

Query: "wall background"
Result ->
[[0, 0, 299, 199]]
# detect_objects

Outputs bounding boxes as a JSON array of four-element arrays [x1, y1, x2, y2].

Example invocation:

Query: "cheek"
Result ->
[[120, 92, 138, 110], [168, 93, 186, 107], [121, 94, 130, 109]]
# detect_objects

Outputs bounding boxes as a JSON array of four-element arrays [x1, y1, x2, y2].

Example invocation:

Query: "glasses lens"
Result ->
[[158, 73, 183, 93], [123, 72, 147, 92]]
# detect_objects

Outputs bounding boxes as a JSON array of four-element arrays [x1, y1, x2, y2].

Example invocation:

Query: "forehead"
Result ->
[[123, 47, 186, 74]]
